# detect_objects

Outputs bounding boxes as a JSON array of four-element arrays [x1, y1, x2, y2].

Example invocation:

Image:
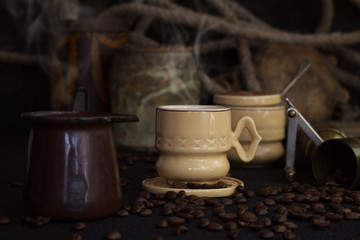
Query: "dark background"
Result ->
[[1, 0, 359, 137]]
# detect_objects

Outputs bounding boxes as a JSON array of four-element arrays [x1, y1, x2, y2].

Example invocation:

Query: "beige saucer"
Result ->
[[142, 177, 244, 197]]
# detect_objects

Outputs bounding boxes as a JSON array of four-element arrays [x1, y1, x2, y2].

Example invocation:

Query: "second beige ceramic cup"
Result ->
[[155, 105, 262, 183], [214, 92, 286, 167]]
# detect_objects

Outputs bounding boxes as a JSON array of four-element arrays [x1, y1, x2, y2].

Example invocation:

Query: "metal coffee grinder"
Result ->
[[284, 98, 360, 189]]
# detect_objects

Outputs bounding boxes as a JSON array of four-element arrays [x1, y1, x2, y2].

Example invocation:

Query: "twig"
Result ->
[[316, 0, 334, 33], [333, 66, 360, 92], [205, 0, 262, 91], [0, 50, 48, 65], [347, 0, 360, 9], [98, 3, 360, 46], [320, 45, 360, 68]]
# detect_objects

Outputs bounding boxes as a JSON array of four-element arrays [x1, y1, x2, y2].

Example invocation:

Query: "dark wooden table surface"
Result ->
[[1, 136, 360, 240]]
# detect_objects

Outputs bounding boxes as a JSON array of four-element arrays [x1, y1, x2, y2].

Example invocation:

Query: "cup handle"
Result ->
[[232, 116, 262, 163]]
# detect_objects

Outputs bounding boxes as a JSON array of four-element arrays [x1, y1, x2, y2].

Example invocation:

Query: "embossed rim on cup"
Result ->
[[157, 105, 230, 112]]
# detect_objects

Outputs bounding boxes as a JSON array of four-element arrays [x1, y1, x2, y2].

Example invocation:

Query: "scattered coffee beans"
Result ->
[[22, 216, 50, 227]]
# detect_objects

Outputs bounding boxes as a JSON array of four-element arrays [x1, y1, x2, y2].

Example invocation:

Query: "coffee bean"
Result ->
[[227, 229, 240, 239], [0, 216, 10, 225], [186, 182, 202, 189], [293, 194, 308, 202], [273, 224, 287, 233], [213, 207, 225, 216], [219, 213, 237, 222], [352, 205, 360, 213], [199, 217, 210, 228], [139, 208, 152, 216], [283, 221, 297, 230], [305, 195, 320, 203], [116, 209, 129, 217], [311, 203, 326, 214], [206, 222, 224, 231], [177, 212, 194, 221], [282, 193, 296, 199], [254, 201, 266, 209], [201, 183, 216, 189], [238, 220, 250, 227], [161, 207, 173, 216], [345, 211, 360, 220], [258, 187, 271, 196], [324, 212, 343, 222], [328, 203, 343, 213], [234, 196, 247, 204], [258, 229, 274, 239], [298, 212, 313, 220], [205, 198, 219, 206], [174, 225, 188, 235], [187, 195, 199, 201], [177, 190, 187, 199], [278, 197, 293, 204], [165, 191, 177, 200], [221, 198, 233, 206], [275, 205, 287, 215], [131, 202, 145, 213], [239, 211, 257, 222], [312, 218, 331, 229], [282, 186, 293, 193], [270, 187, 281, 196], [156, 219, 169, 228], [173, 182, 187, 189], [175, 198, 189, 205], [224, 221, 237, 231], [254, 206, 268, 216], [260, 217, 272, 227], [245, 190, 255, 198], [263, 198, 276, 206], [249, 221, 264, 231], [273, 214, 287, 223], [193, 209, 205, 219], [71, 233, 83, 240], [282, 229, 296, 240], [72, 221, 86, 231], [105, 231, 122, 240], [237, 204, 248, 215], [168, 216, 186, 226], [290, 181, 301, 189]]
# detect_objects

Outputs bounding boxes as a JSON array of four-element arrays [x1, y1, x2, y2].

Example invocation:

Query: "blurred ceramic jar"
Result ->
[[110, 46, 201, 150], [214, 91, 286, 167]]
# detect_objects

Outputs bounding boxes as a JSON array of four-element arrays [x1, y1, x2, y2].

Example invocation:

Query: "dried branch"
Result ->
[[316, 0, 334, 33], [0, 50, 47, 64], [205, 0, 262, 91], [98, 3, 360, 46]]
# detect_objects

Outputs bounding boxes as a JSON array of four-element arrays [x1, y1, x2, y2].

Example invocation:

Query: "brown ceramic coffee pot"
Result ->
[[22, 89, 138, 220]]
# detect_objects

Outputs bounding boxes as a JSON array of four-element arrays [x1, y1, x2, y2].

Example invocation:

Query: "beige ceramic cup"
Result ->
[[155, 105, 262, 183]]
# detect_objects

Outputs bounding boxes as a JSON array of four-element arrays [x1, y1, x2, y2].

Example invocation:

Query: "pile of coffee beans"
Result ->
[[116, 179, 360, 239], [169, 181, 229, 189]]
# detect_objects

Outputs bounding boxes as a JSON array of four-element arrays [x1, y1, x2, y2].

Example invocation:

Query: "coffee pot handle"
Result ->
[[232, 116, 262, 163]]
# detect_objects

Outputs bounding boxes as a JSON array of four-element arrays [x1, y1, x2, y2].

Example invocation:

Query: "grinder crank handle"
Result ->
[[284, 98, 324, 180]]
